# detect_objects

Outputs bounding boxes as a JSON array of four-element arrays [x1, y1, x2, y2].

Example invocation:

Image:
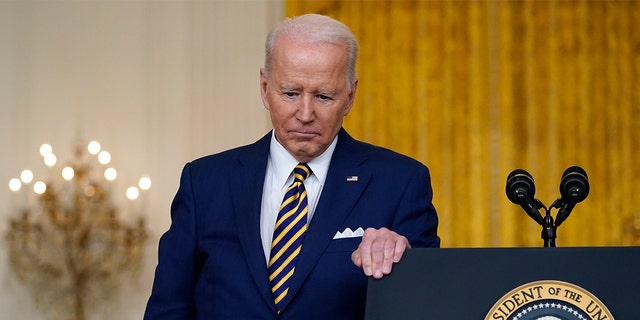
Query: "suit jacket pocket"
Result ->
[[325, 237, 362, 252]]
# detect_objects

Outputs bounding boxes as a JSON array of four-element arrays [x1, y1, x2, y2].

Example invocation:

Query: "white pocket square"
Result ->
[[333, 227, 365, 239]]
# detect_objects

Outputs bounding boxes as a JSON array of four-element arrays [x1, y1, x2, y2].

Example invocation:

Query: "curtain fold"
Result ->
[[286, 0, 640, 247]]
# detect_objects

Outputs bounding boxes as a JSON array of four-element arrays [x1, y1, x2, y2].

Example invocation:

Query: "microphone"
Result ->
[[554, 166, 590, 226], [506, 169, 545, 225]]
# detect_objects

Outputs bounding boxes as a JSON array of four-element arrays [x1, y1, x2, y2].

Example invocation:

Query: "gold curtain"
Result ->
[[286, 0, 640, 248]]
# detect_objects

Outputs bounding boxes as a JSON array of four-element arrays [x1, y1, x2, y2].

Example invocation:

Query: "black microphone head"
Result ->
[[560, 166, 589, 202], [506, 169, 536, 204]]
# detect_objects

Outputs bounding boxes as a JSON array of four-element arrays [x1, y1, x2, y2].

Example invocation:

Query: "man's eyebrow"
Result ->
[[279, 84, 300, 91], [314, 89, 338, 96]]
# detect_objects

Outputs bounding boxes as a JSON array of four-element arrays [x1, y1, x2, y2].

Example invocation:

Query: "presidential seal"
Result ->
[[485, 280, 614, 320]]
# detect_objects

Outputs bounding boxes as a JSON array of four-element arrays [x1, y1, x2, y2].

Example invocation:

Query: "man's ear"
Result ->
[[260, 68, 270, 110], [344, 78, 358, 116]]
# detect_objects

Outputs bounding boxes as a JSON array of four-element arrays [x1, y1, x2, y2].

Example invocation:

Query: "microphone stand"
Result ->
[[542, 207, 556, 247]]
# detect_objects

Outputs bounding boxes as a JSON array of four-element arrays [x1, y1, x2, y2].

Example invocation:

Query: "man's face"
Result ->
[[260, 37, 357, 164]]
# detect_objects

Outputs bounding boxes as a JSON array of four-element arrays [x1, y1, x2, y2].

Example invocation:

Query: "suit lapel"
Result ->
[[282, 129, 370, 310], [231, 133, 277, 313]]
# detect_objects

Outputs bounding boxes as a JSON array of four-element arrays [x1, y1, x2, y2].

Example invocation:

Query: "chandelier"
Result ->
[[6, 141, 149, 320]]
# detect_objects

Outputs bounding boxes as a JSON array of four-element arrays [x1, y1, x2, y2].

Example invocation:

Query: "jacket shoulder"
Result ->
[[187, 133, 271, 170], [342, 136, 426, 170]]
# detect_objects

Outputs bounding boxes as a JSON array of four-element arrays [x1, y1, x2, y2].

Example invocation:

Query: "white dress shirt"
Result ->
[[260, 131, 337, 263]]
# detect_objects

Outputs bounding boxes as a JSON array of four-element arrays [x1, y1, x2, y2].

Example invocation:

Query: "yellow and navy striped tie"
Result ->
[[268, 163, 311, 313]]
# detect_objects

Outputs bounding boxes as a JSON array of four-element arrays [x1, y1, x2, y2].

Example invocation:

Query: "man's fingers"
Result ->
[[381, 238, 396, 274], [351, 227, 410, 278], [358, 229, 375, 276], [393, 238, 410, 263], [370, 235, 387, 278], [351, 249, 362, 267]]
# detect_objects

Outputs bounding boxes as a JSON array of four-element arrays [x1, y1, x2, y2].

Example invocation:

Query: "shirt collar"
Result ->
[[269, 130, 337, 189]]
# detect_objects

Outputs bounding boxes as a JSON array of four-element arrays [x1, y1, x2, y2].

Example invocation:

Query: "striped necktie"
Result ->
[[268, 163, 311, 313]]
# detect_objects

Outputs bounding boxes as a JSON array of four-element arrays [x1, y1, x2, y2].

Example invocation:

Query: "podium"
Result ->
[[365, 247, 640, 319]]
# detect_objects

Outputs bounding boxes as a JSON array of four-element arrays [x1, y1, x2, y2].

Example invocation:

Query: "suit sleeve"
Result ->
[[144, 163, 200, 319], [393, 163, 440, 248]]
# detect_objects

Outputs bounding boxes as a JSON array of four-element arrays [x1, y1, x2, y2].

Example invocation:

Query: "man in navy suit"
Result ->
[[144, 13, 439, 319]]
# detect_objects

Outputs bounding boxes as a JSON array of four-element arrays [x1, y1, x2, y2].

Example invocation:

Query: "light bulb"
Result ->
[[88, 141, 101, 155], [104, 168, 117, 181], [138, 176, 152, 190], [98, 151, 111, 165], [9, 178, 21, 192], [40, 144, 53, 156], [33, 181, 47, 194], [44, 153, 57, 167], [61, 167, 75, 180], [20, 170, 34, 183], [126, 186, 139, 200]]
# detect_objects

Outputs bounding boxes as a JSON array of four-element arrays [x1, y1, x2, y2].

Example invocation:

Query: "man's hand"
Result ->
[[351, 227, 410, 279]]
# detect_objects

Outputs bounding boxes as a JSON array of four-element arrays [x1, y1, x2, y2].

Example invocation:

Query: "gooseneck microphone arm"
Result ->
[[513, 191, 546, 226], [551, 166, 590, 227], [506, 169, 545, 225]]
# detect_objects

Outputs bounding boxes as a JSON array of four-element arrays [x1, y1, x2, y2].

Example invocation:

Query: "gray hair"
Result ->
[[264, 14, 359, 87]]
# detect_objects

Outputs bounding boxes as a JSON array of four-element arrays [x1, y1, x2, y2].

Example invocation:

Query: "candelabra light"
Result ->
[[6, 141, 149, 320]]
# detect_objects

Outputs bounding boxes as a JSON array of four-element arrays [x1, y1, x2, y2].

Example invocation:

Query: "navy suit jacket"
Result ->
[[144, 129, 439, 319]]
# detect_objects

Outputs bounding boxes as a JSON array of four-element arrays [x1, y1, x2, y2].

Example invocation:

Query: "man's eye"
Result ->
[[317, 95, 332, 101], [284, 92, 298, 98]]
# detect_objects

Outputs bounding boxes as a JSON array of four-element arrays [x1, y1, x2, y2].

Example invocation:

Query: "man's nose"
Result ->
[[297, 95, 315, 123]]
